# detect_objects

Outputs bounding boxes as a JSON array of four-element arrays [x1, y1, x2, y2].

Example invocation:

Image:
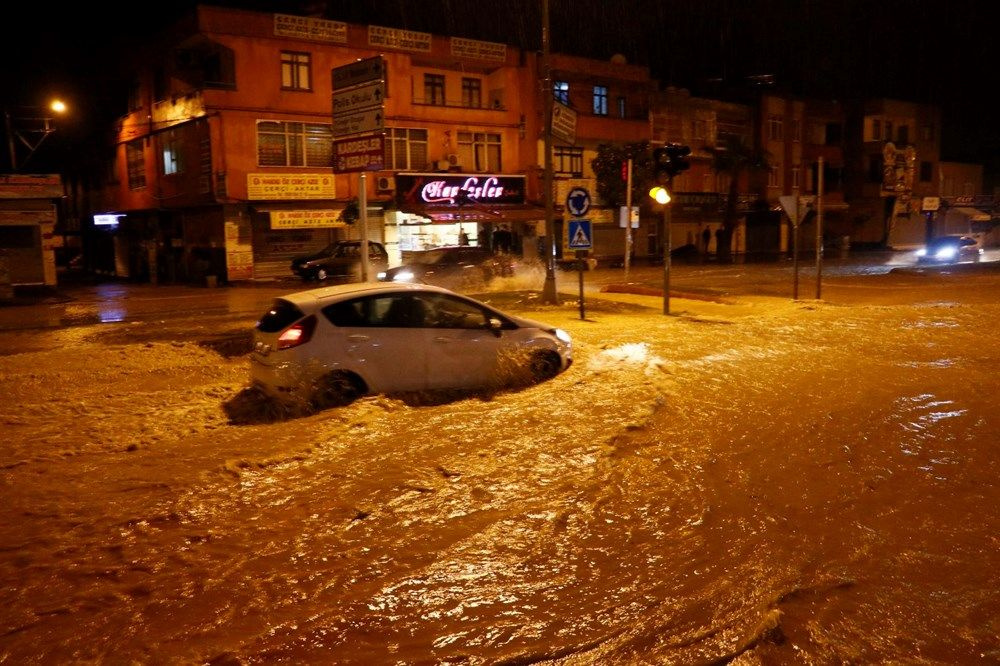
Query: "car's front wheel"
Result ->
[[310, 371, 365, 410], [316, 268, 328, 281], [528, 350, 562, 383]]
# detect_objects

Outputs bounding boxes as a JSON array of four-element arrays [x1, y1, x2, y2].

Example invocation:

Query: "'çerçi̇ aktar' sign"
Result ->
[[395, 173, 526, 206]]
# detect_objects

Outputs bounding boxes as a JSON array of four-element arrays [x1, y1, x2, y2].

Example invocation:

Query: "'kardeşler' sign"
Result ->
[[395, 173, 525, 206]]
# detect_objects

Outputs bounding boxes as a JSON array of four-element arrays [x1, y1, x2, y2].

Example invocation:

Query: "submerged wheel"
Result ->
[[316, 268, 328, 281], [528, 350, 562, 383], [310, 371, 364, 410]]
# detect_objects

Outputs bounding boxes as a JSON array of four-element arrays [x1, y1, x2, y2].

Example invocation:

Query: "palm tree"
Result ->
[[709, 135, 770, 262]]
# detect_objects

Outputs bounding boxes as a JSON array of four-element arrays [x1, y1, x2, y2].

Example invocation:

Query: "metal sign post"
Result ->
[[662, 199, 672, 315], [624, 158, 633, 278], [576, 250, 588, 320], [332, 57, 385, 283], [359, 172, 369, 281]]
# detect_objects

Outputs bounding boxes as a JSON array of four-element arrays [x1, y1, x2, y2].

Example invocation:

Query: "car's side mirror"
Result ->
[[486, 317, 503, 337]]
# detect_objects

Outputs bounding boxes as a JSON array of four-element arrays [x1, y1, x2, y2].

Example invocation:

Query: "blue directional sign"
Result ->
[[567, 219, 592, 249], [565, 187, 591, 217]]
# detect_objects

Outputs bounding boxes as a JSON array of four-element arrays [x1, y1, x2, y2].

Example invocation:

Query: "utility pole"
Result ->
[[815, 156, 824, 299], [541, 0, 558, 304], [792, 184, 800, 300]]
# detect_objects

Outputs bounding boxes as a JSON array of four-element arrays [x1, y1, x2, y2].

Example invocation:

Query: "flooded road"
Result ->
[[1, 266, 999, 663]]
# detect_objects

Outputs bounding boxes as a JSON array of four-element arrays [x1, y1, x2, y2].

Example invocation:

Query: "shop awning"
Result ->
[[951, 207, 991, 222], [397, 204, 547, 223]]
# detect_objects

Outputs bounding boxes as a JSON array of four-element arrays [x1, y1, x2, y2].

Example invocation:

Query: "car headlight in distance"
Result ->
[[376, 271, 387, 280], [915, 248, 927, 257], [935, 246, 957, 260], [393, 270, 415, 282], [554, 328, 572, 344]]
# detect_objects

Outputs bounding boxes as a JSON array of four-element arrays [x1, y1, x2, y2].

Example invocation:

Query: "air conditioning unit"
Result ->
[[376, 176, 395, 193], [447, 153, 460, 166], [436, 160, 451, 171]]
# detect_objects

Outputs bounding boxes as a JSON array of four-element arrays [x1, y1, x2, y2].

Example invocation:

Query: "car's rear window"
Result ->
[[256, 299, 305, 332]]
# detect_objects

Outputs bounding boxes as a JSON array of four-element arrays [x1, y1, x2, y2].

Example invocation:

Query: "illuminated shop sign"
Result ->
[[396, 173, 525, 206]]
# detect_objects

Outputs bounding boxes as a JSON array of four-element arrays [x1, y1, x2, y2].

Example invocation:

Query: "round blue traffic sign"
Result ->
[[566, 187, 591, 217]]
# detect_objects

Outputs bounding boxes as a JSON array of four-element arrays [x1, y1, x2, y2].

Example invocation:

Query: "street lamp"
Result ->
[[4, 99, 68, 172]]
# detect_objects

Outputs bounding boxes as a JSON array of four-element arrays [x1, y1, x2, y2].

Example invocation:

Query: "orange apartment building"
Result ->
[[95, 5, 546, 283], [92, 4, 670, 283]]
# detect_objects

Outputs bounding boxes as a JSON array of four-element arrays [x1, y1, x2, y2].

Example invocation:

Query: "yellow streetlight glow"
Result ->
[[649, 186, 671, 205], [50, 100, 67, 114]]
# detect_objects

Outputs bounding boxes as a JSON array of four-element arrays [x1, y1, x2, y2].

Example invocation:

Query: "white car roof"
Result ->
[[279, 281, 458, 309]]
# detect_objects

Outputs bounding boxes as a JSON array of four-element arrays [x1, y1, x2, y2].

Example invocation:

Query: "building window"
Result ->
[[790, 119, 801, 142], [424, 74, 445, 106], [554, 146, 583, 176], [593, 86, 608, 116], [457, 131, 501, 172], [126, 140, 145, 190], [920, 161, 933, 182], [256, 120, 333, 167], [617, 96, 626, 119], [897, 125, 909, 144], [885, 121, 893, 142], [161, 129, 181, 175], [825, 123, 842, 145], [692, 119, 707, 140], [385, 127, 428, 170], [281, 51, 311, 91], [553, 81, 569, 105], [153, 68, 168, 103], [127, 79, 141, 112], [461, 77, 482, 108], [871, 119, 881, 141], [768, 116, 783, 141], [867, 155, 883, 183], [792, 165, 800, 189], [768, 163, 782, 188]]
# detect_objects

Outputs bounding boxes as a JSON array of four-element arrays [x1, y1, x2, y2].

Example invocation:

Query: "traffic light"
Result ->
[[652, 143, 691, 183], [652, 146, 672, 184], [666, 143, 690, 175]]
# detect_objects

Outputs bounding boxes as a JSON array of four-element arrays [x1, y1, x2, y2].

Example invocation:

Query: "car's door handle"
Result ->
[[347, 334, 370, 342]]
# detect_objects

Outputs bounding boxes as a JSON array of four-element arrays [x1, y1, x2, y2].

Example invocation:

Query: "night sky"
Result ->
[[3, 0, 997, 176]]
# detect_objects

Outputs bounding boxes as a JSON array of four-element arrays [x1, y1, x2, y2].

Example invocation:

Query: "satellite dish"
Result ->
[[610, 53, 627, 65]]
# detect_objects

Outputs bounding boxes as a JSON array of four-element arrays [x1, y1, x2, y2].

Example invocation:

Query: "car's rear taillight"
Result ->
[[277, 314, 317, 349]]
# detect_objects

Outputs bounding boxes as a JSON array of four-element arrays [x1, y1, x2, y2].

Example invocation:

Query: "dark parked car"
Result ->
[[291, 240, 389, 281], [915, 235, 983, 264], [378, 246, 515, 291]]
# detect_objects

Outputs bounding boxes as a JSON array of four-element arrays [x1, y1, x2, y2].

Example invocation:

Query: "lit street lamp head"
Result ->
[[649, 186, 671, 205], [4, 98, 69, 172]]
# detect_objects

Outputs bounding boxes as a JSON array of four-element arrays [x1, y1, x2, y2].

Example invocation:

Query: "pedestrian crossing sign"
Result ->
[[567, 219, 592, 249]]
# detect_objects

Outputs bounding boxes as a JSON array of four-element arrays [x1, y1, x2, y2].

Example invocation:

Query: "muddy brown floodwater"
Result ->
[[1, 279, 999, 664]]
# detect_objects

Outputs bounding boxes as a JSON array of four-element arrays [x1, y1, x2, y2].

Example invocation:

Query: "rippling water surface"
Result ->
[[1, 294, 998, 664]]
